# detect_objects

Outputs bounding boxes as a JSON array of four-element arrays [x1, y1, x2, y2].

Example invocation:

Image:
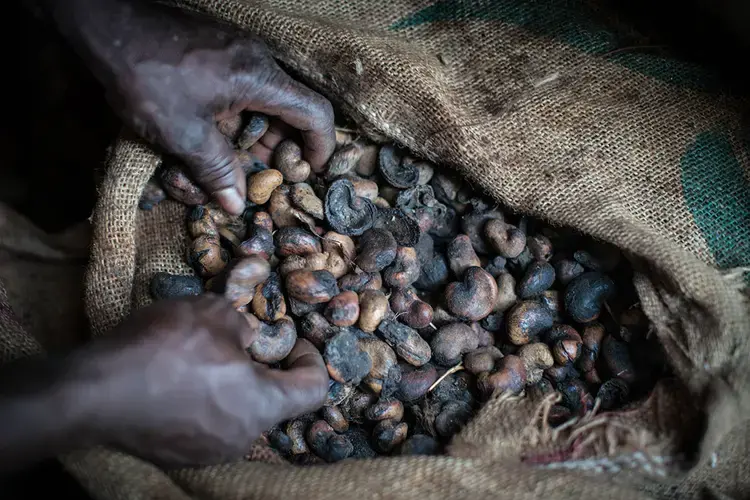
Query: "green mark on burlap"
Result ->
[[681, 131, 750, 272], [390, 0, 722, 92]]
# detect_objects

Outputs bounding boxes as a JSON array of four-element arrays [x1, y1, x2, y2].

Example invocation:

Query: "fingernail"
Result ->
[[215, 187, 245, 216]]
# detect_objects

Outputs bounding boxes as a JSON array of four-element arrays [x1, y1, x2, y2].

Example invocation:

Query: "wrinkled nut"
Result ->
[[274, 139, 312, 181], [188, 205, 218, 239], [389, 287, 434, 329], [324, 329, 372, 384], [324, 290, 360, 327], [527, 234, 554, 261], [373, 208, 421, 247], [286, 419, 309, 455], [217, 114, 243, 140], [477, 355, 527, 396], [580, 323, 605, 384], [322, 231, 356, 261], [345, 428, 378, 459], [377, 319, 432, 366], [554, 258, 585, 286], [366, 399, 404, 422], [356, 229, 397, 272], [290, 183, 325, 220], [237, 113, 269, 150], [435, 401, 472, 438], [326, 380, 354, 407], [485, 219, 526, 258], [300, 311, 334, 350], [564, 271, 615, 323], [383, 247, 421, 289], [341, 174, 379, 201], [325, 179, 377, 236], [251, 272, 286, 321], [307, 420, 353, 463], [397, 363, 438, 402], [544, 363, 580, 384], [275, 227, 322, 257], [220, 257, 271, 308], [321, 405, 349, 433], [160, 164, 209, 205], [404, 157, 434, 185], [494, 272, 518, 312], [357, 336, 398, 394], [596, 377, 630, 411], [444, 267, 498, 321], [602, 335, 636, 383], [285, 269, 340, 304], [248, 169, 284, 205], [544, 325, 583, 366], [237, 225, 275, 260], [518, 342, 554, 385], [558, 378, 594, 416], [339, 271, 382, 293], [447, 234, 481, 278], [358, 289, 389, 332], [189, 235, 229, 278], [327, 141, 365, 178], [250, 316, 297, 364], [149, 272, 203, 301], [373, 419, 409, 453], [431, 323, 479, 366], [379, 144, 419, 189], [506, 300, 554, 345], [464, 346, 504, 374], [400, 434, 440, 456], [517, 261, 556, 299]]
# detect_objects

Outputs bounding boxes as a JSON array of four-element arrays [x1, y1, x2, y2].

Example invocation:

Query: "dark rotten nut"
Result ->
[[356, 229, 397, 272], [249, 316, 297, 364], [527, 378, 555, 400], [149, 272, 203, 301], [396, 185, 450, 234], [464, 346, 504, 375], [237, 113, 269, 150], [601, 335, 636, 383], [221, 257, 271, 308], [327, 141, 365, 178], [479, 312, 504, 333], [517, 342, 554, 384], [251, 272, 286, 322], [321, 406, 349, 433], [430, 173, 462, 205], [460, 203, 504, 254], [415, 253, 450, 292], [274, 139, 312, 181], [290, 183, 325, 220], [431, 323, 479, 366], [267, 427, 293, 456], [435, 401, 472, 438], [527, 234, 554, 261], [343, 390, 378, 423], [300, 311, 335, 350], [384, 247, 421, 288], [539, 290, 563, 321], [366, 399, 404, 422], [553, 258, 585, 286], [444, 267, 498, 321], [285, 269, 340, 304], [389, 287, 433, 329], [307, 420, 353, 463], [506, 300, 554, 345], [373, 419, 409, 453], [324, 290, 360, 327], [544, 363, 580, 385], [339, 270, 380, 292], [160, 164, 209, 205], [324, 179, 377, 236], [558, 378, 594, 416], [447, 234, 481, 278], [517, 260, 556, 299], [543, 325, 583, 366], [274, 227, 322, 257], [324, 329, 372, 384], [325, 380, 354, 407], [373, 208, 421, 247], [345, 428, 378, 459], [564, 271, 615, 323], [379, 144, 419, 189], [236, 225, 275, 260], [358, 289, 389, 333], [187, 205, 218, 239], [403, 156, 434, 185], [286, 419, 309, 455], [397, 363, 438, 402], [400, 434, 441, 456], [188, 235, 229, 278], [596, 377, 630, 411], [477, 355, 527, 396], [377, 319, 432, 366], [485, 219, 526, 259]]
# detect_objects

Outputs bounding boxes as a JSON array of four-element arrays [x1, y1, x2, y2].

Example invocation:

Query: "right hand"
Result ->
[[79, 295, 327, 467]]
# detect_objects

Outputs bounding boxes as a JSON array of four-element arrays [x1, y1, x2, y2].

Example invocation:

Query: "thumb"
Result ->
[[179, 118, 247, 215]]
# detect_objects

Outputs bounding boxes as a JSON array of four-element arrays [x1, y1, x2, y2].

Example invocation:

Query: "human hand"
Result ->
[[79, 295, 327, 468], [49, 0, 335, 215]]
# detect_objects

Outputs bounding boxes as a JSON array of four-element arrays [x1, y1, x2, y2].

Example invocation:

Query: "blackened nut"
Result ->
[[324, 290, 360, 327], [307, 420, 353, 463], [527, 234, 554, 261], [464, 346, 504, 374], [399, 434, 440, 456], [189, 235, 229, 278], [444, 267, 498, 321], [558, 378, 594, 416], [356, 229, 397, 272], [383, 247, 421, 288], [275, 227, 322, 257], [274, 139, 312, 181], [596, 377, 630, 411], [435, 401, 472, 438], [539, 290, 563, 321], [506, 300, 554, 345], [447, 234, 481, 278], [554, 258, 585, 286], [397, 363, 438, 402], [237, 225, 275, 260], [358, 289, 389, 332], [564, 271, 615, 323], [325, 179, 377, 236], [300, 312, 334, 350], [250, 316, 297, 364], [477, 355, 527, 396], [324, 329, 372, 384], [286, 420, 309, 455], [431, 323, 479, 366], [389, 287, 433, 329], [321, 406, 349, 433], [373, 419, 409, 453], [149, 272, 203, 301], [460, 205, 504, 254], [251, 272, 286, 321], [379, 144, 419, 189], [544, 363, 580, 385], [366, 399, 404, 422], [285, 269, 340, 304], [517, 261, 556, 299], [601, 334, 635, 383], [237, 113, 269, 150], [373, 208, 421, 247], [485, 219, 526, 258], [377, 319, 432, 366]]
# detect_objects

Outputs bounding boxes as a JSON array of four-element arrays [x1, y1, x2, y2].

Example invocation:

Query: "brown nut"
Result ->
[[307, 420, 353, 463], [373, 419, 408, 453], [250, 316, 297, 364], [322, 232, 356, 261], [477, 355, 527, 397], [356, 229, 397, 272], [435, 401, 472, 438], [377, 319, 432, 366], [339, 271, 382, 293], [446, 234, 481, 278], [327, 141, 365, 178], [389, 287, 434, 329], [485, 219, 526, 258], [358, 335, 398, 394], [579, 323, 605, 384], [493, 271, 517, 312], [187, 205, 218, 239], [217, 114, 242, 140], [274, 139, 312, 181], [279, 253, 326, 276], [286, 419, 309, 455], [506, 300, 554, 345], [325, 179, 377, 236], [268, 185, 316, 229], [564, 271, 615, 323], [470, 322, 494, 347], [527, 234, 554, 261], [558, 378, 594, 416], [366, 399, 404, 422], [189, 235, 229, 278], [300, 312, 335, 350], [335, 130, 353, 147], [602, 334, 635, 383], [285, 269, 340, 304], [397, 363, 438, 402], [275, 227, 322, 257], [431, 323, 479, 366], [518, 342, 554, 384], [251, 272, 286, 321], [321, 405, 349, 433], [248, 169, 284, 205], [324, 290, 360, 327], [324, 329, 372, 385], [444, 267, 498, 321], [290, 183, 325, 219], [252, 211, 274, 232], [160, 164, 209, 205], [322, 250, 349, 279], [355, 144, 379, 177], [544, 325, 583, 365], [464, 346, 504, 374], [236, 225, 275, 260], [341, 174, 379, 201], [383, 247, 421, 289], [517, 261, 556, 299], [358, 289, 389, 332]]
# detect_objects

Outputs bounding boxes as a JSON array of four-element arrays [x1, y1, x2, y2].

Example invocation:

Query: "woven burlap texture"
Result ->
[[51, 0, 750, 498]]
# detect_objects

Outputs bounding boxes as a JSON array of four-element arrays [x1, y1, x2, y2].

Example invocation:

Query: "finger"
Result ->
[[260, 339, 329, 420], [178, 119, 247, 215], [243, 72, 335, 172], [195, 294, 259, 349]]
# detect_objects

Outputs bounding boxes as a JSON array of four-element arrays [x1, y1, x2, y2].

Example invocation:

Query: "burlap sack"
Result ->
[[5, 0, 747, 498]]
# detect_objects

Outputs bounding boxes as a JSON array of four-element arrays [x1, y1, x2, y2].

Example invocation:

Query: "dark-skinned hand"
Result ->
[[48, 0, 336, 215]]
